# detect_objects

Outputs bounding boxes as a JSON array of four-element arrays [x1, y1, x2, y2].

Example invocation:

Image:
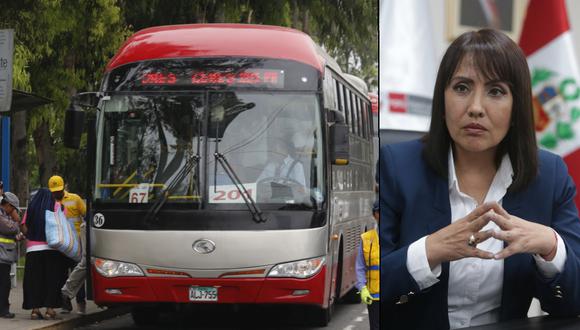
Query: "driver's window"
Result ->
[[207, 92, 318, 205]]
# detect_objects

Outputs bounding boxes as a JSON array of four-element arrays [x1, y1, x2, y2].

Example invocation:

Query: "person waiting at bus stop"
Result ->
[[380, 29, 580, 329], [48, 175, 87, 314], [21, 188, 70, 320], [0, 192, 20, 319], [355, 200, 379, 330]]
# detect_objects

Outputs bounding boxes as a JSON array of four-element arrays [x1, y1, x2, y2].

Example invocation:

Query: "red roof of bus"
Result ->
[[106, 24, 324, 72]]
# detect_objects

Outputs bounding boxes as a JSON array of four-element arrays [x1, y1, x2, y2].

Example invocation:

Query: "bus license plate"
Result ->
[[189, 286, 218, 301]]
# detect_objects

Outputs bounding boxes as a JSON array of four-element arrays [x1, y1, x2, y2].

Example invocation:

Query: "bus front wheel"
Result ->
[[131, 305, 159, 326], [307, 305, 331, 326]]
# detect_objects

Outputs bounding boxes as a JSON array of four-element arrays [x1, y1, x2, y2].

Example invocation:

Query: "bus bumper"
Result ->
[[91, 265, 327, 306]]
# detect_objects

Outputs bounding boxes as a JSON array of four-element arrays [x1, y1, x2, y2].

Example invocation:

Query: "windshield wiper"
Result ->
[[144, 153, 200, 227], [214, 152, 266, 223], [211, 100, 265, 223]]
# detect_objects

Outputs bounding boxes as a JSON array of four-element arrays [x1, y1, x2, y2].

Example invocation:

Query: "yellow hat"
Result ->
[[48, 175, 65, 192]]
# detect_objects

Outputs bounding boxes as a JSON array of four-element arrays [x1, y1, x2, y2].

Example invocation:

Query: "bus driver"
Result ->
[[257, 137, 306, 187]]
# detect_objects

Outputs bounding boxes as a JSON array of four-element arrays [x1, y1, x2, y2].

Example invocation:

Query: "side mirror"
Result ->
[[75, 92, 100, 109], [326, 109, 345, 124], [64, 104, 85, 149], [330, 122, 349, 165]]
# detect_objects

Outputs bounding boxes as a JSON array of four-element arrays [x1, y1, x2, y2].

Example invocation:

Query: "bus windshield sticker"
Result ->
[[129, 184, 149, 203], [209, 183, 257, 204], [93, 213, 105, 228]]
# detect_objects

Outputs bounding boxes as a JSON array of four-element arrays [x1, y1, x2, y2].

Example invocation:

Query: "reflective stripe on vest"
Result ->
[[0, 237, 15, 244], [361, 229, 379, 298]]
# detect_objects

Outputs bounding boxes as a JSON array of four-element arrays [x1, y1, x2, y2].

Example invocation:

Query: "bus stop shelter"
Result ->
[[0, 89, 52, 191]]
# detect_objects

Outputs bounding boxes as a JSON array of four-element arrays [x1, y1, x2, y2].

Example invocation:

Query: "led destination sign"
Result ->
[[104, 58, 319, 91], [139, 69, 285, 88]]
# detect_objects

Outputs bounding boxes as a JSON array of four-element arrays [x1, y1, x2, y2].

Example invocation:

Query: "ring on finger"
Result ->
[[467, 234, 477, 247]]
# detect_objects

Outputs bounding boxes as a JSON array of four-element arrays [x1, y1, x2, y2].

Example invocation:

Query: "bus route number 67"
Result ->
[[129, 185, 149, 203]]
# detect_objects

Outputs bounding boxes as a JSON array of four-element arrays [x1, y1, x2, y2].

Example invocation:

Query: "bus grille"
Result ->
[[345, 226, 360, 254]]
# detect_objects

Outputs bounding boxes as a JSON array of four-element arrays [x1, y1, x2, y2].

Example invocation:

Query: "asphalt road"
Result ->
[[75, 303, 371, 330]]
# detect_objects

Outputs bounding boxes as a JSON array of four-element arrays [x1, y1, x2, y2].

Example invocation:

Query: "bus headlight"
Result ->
[[93, 257, 144, 277], [267, 257, 325, 279]]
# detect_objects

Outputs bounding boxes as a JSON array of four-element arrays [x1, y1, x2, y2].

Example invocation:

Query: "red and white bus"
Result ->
[[66, 24, 375, 326]]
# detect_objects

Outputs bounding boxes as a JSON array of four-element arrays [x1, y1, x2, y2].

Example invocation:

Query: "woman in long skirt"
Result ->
[[21, 188, 70, 320]]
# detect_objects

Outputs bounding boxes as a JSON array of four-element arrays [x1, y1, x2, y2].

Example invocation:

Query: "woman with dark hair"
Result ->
[[21, 188, 69, 320], [380, 29, 580, 329]]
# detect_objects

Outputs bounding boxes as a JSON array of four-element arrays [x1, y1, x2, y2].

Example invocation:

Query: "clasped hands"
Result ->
[[426, 202, 557, 269]]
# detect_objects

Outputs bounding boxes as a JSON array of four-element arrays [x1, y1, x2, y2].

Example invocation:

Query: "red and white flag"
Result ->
[[520, 0, 580, 207]]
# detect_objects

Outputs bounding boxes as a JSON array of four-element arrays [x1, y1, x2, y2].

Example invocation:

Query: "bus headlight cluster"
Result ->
[[93, 257, 144, 277], [268, 257, 325, 279]]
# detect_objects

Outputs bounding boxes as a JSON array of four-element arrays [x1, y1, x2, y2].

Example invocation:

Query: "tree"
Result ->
[[0, 0, 127, 200], [305, 0, 378, 89]]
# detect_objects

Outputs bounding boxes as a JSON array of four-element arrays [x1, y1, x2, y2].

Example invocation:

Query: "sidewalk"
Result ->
[[0, 280, 129, 330]]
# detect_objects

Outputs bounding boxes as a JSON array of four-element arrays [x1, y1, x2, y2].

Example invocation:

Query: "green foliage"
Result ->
[[2, 0, 128, 191], [12, 45, 32, 92], [307, 0, 378, 89], [250, 0, 292, 26]]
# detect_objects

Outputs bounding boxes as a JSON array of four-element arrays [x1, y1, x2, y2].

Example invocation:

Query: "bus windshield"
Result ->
[[95, 92, 325, 207]]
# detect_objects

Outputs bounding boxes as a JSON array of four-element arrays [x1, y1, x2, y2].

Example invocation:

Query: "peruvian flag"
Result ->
[[520, 0, 580, 208]]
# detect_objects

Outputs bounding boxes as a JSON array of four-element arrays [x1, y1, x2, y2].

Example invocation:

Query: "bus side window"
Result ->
[[354, 96, 361, 139], [343, 85, 352, 134], [354, 95, 365, 138], [365, 101, 372, 141], [324, 70, 337, 110], [361, 98, 367, 140], [349, 90, 357, 135], [360, 97, 367, 140], [352, 92, 359, 136], [337, 81, 349, 127], [344, 88, 351, 134], [363, 100, 371, 161], [334, 79, 342, 115]]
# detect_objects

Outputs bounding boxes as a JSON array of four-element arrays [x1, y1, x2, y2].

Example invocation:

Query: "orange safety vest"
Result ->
[[361, 228, 379, 299]]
